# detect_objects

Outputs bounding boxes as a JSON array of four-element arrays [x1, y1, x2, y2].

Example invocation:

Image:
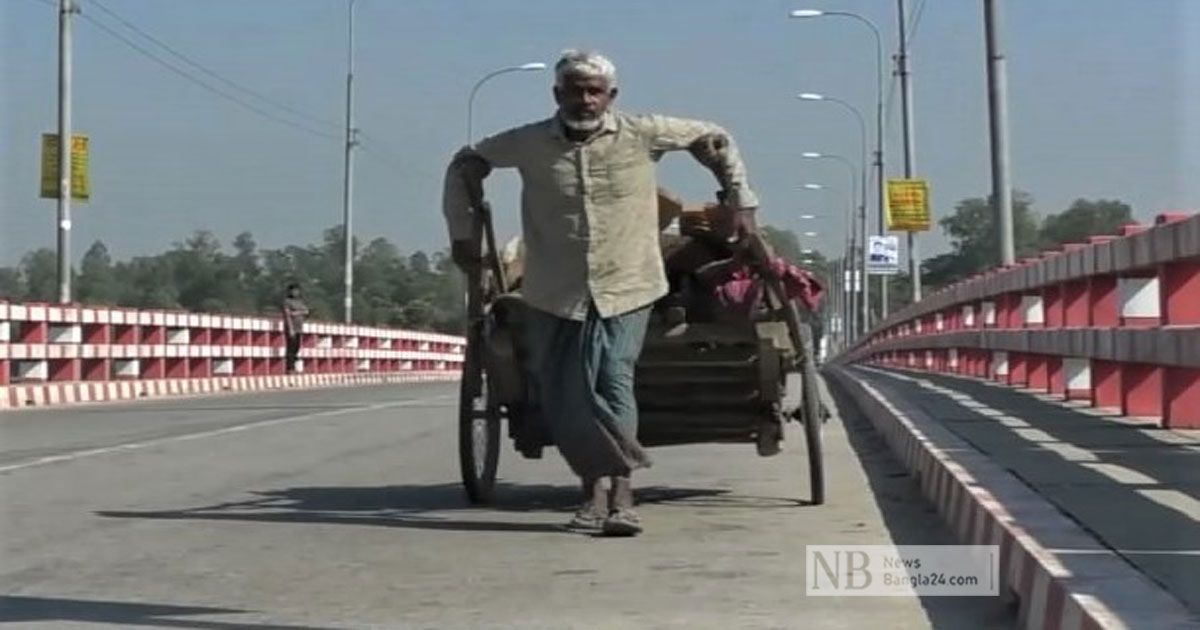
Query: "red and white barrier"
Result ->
[[0, 303, 464, 409], [841, 211, 1200, 427]]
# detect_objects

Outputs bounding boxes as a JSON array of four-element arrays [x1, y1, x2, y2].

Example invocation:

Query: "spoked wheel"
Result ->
[[798, 322, 825, 506], [757, 258, 826, 507], [458, 323, 501, 505]]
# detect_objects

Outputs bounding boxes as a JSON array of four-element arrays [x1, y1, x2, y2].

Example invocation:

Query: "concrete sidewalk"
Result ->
[[849, 365, 1200, 622]]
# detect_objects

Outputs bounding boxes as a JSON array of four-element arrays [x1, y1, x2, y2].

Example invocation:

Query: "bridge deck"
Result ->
[[0, 380, 1010, 628], [853, 365, 1200, 616]]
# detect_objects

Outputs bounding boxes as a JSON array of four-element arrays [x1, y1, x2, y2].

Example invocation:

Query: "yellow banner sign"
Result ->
[[886, 178, 929, 232], [40, 133, 90, 201]]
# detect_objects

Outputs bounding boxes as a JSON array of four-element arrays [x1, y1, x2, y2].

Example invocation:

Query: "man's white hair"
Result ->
[[554, 49, 617, 88]]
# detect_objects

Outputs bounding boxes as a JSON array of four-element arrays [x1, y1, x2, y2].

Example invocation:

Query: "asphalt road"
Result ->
[[0, 379, 1014, 629]]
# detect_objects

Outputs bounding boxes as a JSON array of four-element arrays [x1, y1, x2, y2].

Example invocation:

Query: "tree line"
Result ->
[[0, 195, 1132, 332], [0, 227, 467, 334], [875, 196, 1134, 314]]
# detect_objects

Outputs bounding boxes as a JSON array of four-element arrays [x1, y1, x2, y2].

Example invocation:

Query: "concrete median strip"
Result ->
[[827, 364, 1200, 630]]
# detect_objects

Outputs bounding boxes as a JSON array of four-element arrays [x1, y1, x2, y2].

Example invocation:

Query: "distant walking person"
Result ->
[[282, 283, 309, 374]]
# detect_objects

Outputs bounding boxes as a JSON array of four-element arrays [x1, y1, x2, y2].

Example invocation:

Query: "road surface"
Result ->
[[0, 379, 1013, 628]]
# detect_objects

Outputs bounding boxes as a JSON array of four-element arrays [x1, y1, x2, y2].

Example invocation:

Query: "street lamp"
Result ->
[[796, 95, 868, 241], [799, 214, 817, 220], [341, 0, 358, 323], [791, 8, 889, 323], [467, 62, 546, 145], [802, 151, 862, 341], [796, 94, 871, 338]]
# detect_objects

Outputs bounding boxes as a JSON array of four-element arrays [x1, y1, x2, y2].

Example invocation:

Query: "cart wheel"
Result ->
[[459, 324, 501, 505], [799, 323, 825, 506]]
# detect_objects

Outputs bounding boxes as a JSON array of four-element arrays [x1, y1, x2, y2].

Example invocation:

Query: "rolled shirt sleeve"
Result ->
[[636, 115, 760, 210], [438, 112, 761, 320], [441, 128, 525, 242]]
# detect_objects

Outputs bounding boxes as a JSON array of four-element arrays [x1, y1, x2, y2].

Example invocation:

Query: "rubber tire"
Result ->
[[458, 325, 501, 505], [799, 323, 825, 506]]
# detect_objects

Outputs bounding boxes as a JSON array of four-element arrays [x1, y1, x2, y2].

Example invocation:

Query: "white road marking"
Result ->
[[1038, 442, 1099, 462], [1080, 463, 1159, 485], [0, 395, 453, 475], [1138, 489, 1200, 520], [995, 415, 1032, 428], [860, 366, 1177, 489]]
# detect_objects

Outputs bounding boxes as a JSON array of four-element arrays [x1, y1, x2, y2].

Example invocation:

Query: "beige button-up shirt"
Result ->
[[443, 110, 759, 320]]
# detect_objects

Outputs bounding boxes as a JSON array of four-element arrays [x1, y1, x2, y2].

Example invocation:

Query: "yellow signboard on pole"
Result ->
[[886, 178, 929, 232], [40, 133, 90, 201]]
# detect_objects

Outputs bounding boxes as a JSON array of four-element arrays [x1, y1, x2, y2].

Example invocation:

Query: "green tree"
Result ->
[[77, 240, 119, 304], [923, 191, 1040, 289], [20, 249, 58, 302], [1038, 199, 1132, 248], [409, 251, 431, 275], [4, 225, 470, 334], [232, 232, 260, 284], [117, 256, 177, 308], [354, 237, 405, 325], [0, 267, 24, 300], [168, 231, 230, 312], [760, 225, 804, 263]]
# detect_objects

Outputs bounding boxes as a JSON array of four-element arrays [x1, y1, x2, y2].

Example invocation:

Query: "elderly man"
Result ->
[[442, 50, 759, 536]]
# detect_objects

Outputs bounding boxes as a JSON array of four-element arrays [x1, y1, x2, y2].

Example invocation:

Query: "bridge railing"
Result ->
[[839, 211, 1200, 427], [0, 301, 465, 408]]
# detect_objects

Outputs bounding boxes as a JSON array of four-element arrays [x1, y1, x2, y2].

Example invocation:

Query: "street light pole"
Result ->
[[56, 0, 77, 304], [896, 0, 922, 303], [802, 152, 858, 341], [802, 182, 862, 340], [466, 62, 547, 146], [796, 93, 870, 340], [791, 9, 887, 326], [985, 0, 1015, 265], [341, 0, 358, 323]]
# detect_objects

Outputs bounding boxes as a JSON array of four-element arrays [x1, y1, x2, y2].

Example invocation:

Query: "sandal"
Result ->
[[601, 475, 642, 536], [601, 507, 643, 536], [565, 503, 606, 532], [565, 478, 608, 532]]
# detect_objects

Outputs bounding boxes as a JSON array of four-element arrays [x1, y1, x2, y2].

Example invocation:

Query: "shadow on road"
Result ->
[[0, 595, 339, 629], [97, 482, 737, 535], [823, 373, 1018, 630]]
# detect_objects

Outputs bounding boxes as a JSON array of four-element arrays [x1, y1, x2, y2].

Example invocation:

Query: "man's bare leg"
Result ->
[[602, 475, 642, 536], [566, 477, 608, 531]]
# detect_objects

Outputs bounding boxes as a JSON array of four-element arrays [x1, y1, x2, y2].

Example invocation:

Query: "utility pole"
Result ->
[[874, 82, 887, 326], [985, 0, 1015, 265], [341, 0, 358, 323], [56, 0, 77, 304], [848, 207, 859, 341], [897, 0, 922, 302]]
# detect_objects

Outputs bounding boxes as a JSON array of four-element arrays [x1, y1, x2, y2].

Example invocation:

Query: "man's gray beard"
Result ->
[[560, 112, 603, 132]]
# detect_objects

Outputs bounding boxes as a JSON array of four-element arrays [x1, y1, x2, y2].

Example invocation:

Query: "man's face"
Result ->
[[554, 73, 616, 130], [288, 287, 300, 299]]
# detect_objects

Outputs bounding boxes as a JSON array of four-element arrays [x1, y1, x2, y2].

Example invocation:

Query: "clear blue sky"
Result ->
[[2, 0, 1198, 266]]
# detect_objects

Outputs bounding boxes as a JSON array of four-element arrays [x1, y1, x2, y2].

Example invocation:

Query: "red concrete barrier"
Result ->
[[839, 211, 1200, 428], [0, 302, 464, 409]]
